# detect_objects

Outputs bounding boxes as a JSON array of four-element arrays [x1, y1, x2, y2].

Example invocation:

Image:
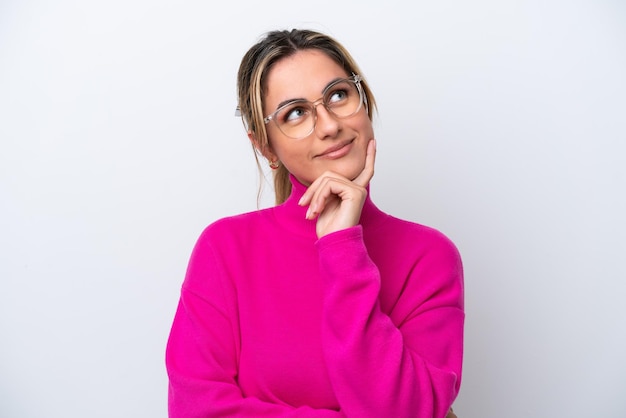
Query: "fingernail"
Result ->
[[298, 196, 305, 205], [306, 204, 316, 219]]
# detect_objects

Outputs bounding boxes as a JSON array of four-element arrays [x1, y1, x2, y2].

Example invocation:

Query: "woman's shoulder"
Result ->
[[197, 207, 276, 244], [370, 213, 461, 259]]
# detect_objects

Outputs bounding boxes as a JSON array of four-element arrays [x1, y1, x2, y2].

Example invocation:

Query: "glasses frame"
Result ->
[[263, 73, 365, 140]]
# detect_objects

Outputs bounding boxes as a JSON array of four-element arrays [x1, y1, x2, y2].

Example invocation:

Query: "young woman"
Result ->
[[166, 29, 464, 418]]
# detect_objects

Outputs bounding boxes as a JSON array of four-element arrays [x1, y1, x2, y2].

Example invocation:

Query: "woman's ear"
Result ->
[[248, 131, 277, 161]]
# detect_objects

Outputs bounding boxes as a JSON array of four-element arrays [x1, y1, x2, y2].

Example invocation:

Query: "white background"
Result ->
[[1, 1, 625, 417]]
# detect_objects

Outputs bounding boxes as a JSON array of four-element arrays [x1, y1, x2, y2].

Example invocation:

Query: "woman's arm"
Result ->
[[316, 226, 464, 418], [300, 137, 463, 417]]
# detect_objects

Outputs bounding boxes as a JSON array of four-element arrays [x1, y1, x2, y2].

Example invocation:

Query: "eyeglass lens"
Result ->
[[273, 79, 362, 139]]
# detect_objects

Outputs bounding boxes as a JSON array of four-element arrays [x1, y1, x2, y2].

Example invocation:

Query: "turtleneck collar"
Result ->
[[272, 174, 388, 239]]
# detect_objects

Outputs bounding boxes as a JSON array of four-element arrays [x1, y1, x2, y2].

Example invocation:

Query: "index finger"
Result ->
[[353, 138, 376, 187]]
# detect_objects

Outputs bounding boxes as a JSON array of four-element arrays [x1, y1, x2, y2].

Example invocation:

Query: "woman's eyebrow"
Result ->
[[321, 77, 344, 93], [274, 97, 306, 111], [273, 77, 345, 111]]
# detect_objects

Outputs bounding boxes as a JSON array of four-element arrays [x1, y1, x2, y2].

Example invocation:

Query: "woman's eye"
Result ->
[[328, 89, 348, 104], [283, 106, 308, 123]]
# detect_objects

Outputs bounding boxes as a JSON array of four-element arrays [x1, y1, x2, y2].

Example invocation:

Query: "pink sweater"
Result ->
[[166, 176, 464, 418]]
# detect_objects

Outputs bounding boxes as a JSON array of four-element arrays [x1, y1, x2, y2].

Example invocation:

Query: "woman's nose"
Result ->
[[313, 104, 340, 139]]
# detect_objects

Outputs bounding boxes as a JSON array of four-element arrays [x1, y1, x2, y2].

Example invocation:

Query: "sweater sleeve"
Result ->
[[315, 226, 464, 418], [166, 233, 344, 418]]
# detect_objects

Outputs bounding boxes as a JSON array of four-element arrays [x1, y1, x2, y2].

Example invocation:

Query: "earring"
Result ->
[[269, 160, 280, 170]]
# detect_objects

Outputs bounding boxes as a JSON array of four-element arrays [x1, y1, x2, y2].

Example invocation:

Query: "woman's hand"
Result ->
[[298, 139, 376, 238]]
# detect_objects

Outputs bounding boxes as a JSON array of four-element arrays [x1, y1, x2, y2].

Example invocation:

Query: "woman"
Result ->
[[166, 29, 464, 418]]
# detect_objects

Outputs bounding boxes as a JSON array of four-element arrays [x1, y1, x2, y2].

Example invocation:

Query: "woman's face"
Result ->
[[257, 49, 374, 186]]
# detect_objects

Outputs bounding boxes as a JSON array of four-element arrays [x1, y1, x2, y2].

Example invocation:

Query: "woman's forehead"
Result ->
[[264, 50, 348, 105]]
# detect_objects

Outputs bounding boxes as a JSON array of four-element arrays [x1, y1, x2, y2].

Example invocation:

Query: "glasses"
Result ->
[[263, 74, 365, 140]]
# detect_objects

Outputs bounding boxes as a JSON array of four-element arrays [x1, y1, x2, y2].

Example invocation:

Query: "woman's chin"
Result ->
[[291, 155, 367, 185], [335, 158, 367, 181]]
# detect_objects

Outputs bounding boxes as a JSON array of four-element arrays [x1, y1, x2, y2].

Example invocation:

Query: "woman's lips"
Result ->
[[316, 140, 354, 159]]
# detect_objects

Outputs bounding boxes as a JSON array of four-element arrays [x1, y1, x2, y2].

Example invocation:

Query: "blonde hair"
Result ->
[[236, 29, 377, 205]]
